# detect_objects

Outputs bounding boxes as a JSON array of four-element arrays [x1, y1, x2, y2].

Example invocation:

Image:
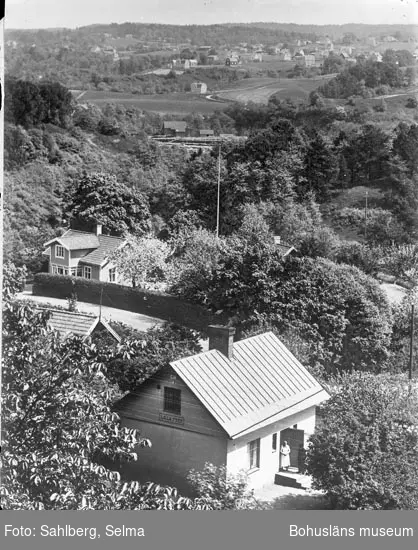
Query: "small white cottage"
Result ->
[[116, 326, 329, 492]]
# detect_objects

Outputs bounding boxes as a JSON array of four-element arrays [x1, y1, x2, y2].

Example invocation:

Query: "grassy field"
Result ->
[[215, 76, 333, 105], [80, 90, 229, 115], [79, 75, 332, 113]]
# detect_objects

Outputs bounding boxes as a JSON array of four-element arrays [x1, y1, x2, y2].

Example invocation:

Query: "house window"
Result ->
[[272, 433, 277, 452], [248, 438, 260, 470], [84, 266, 92, 280], [109, 268, 116, 283], [163, 387, 181, 415], [71, 267, 83, 277], [52, 264, 67, 275], [55, 245, 65, 258]]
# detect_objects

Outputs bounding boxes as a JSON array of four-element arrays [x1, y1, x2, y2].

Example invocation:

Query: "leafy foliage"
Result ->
[[187, 463, 260, 510], [2, 262, 28, 300], [110, 234, 171, 289], [65, 172, 152, 236], [0, 300, 214, 510], [105, 323, 202, 392], [306, 374, 418, 509]]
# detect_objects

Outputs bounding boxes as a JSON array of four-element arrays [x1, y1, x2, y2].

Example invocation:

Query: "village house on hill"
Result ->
[[162, 120, 188, 137], [116, 326, 329, 492], [42, 225, 125, 283]]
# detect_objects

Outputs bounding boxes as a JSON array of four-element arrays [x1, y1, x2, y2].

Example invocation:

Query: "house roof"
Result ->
[[43, 230, 125, 266], [199, 129, 214, 135], [81, 235, 125, 266], [276, 243, 296, 257], [44, 229, 100, 251], [170, 332, 329, 439], [40, 309, 121, 342], [163, 121, 187, 132]]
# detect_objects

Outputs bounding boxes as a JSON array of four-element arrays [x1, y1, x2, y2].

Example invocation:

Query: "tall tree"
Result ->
[[66, 172, 151, 236], [303, 131, 337, 201]]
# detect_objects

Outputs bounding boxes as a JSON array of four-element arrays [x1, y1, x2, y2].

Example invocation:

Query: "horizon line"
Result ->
[[6, 20, 418, 32]]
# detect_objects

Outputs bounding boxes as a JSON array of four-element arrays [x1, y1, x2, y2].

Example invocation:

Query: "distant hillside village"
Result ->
[[5, 23, 418, 93]]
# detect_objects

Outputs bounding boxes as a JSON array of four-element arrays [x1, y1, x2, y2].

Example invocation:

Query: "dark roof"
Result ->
[[163, 121, 187, 132], [170, 332, 329, 438], [40, 308, 121, 342], [44, 229, 100, 251], [273, 237, 296, 257], [43, 230, 125, 266], [276, 243, 296, 257], [81, 235, 125, 266]]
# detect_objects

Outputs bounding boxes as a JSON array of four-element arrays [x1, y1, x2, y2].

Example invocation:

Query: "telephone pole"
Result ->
[[364, 190, 368, 241], [409, 304, 415, 381], [215, 142, 221, 238]]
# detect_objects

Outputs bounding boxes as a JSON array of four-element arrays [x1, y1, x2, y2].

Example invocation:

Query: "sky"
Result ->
[[4, 0, 418, 29]]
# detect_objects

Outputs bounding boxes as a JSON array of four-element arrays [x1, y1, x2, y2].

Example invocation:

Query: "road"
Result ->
[[17, 290, 210, 350]]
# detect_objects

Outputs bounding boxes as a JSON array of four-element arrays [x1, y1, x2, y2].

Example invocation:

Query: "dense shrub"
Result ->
[[187, 463, 260, 510], [32, 273, 228, 333], [306, 373, 418, 509]]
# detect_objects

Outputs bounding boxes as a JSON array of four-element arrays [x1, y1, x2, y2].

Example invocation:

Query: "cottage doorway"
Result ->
[[280, 428, 304, 470]]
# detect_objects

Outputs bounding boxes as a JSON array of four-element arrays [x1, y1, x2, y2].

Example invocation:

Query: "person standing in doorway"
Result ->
[[280, 440, 291, 471]]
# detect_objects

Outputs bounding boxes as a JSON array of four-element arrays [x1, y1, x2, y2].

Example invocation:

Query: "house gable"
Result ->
[[116, 365, 228, 439]]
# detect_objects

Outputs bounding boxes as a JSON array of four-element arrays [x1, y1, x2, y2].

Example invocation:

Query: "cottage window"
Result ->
[[248, 438, 260, 470], [55, 245, 65, 258], [109, 268, 116, 283], [84, 266, 92, 280], [164, 387, 181, 415], [272, 433, 277, 452]]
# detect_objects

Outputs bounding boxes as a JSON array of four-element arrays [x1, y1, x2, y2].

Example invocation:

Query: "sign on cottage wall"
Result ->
[[159, 412, 185, 426]]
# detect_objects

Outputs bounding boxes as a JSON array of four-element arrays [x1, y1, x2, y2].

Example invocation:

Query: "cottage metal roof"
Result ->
[[171, 332, 328, 439], [41, 309, 121, 342], [81, 235, 125, 266]]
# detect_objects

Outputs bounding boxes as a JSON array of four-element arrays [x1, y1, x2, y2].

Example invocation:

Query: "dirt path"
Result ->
[[18, 290, 166, 333]]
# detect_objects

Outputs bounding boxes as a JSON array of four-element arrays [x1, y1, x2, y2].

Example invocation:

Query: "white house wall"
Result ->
[[226, 405, 316, 490]]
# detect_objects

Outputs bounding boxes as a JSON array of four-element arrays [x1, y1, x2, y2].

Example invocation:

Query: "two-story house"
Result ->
[[115, 326, 329, 493], [42, 225, 126, 283]]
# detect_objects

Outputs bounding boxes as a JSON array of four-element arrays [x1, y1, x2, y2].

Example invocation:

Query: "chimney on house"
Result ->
[[95, 224, 103, 236], [208, 325, 236, 360]]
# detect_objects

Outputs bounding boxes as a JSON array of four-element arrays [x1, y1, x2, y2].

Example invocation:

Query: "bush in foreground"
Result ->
[[306, 373, 418, 509]]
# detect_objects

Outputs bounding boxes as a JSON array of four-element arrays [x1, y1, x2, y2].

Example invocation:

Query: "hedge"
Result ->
[[33, 273, 229, 334]]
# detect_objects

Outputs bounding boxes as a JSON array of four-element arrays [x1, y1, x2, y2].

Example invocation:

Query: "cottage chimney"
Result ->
[[208, 325, 236, 360], [95, 224, 103, 236]]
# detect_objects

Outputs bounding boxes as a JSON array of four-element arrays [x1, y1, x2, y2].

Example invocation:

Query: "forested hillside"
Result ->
[[4, 74, 418, 378]]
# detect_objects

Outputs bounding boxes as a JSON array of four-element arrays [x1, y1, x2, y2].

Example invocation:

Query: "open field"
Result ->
[[80, 76, 333, 113], [215, 76, 333, 105], [80, 90, 229, 115]]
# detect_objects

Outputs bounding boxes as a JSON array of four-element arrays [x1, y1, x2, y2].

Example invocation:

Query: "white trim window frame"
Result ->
[[84, 266, 92, 280], [55, 244, 65, 259], [109, 267, 116, 283], [51, 264, 68, 275], [248, 438, 260, 470], [70, 267, 83, 277]]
